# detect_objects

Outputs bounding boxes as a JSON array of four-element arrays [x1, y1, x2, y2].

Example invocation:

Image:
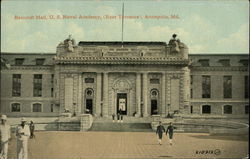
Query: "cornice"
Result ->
[[191, 66, 248, 71], [54, 56, 189, 65], [1, 65, 53, 70]]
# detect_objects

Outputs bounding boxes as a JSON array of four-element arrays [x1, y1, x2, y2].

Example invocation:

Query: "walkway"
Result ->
[[8, 132, 248, 159]]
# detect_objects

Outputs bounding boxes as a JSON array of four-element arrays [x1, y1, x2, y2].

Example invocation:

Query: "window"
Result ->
[[12, 74, 21, 97], [85, 78, 94, 83], [239, 59, 249, 67], [33, 74, 42, 97], [199, 59, 210, 67], [32, 103, 42, 112], [85, 88, 94, 98], [202, 105, 211, 114], [219, 59, 230, 66], [245, 105, 249, 114], [245, 76, 249, 99], [35, 58, 45, 65], [190, 88, 193, 98], [190, 105, 193, 114], [150, 79, 160, 84], [223, 76, 232, 98], [190, 75, 193, 99], [202, 76, 211, 98], [15, 58, 24, 65], [51, 104, 54, 112], [11, 103, 21, 112], [223, 105, 232, 114], [51, 74, 54, 97]]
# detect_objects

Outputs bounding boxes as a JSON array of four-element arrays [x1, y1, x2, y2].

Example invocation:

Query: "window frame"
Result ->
[[10, 102, 21, 112], [12, 74, 21, 97], [223, 76, 232, 99], [31, 102, 43, 113], [33, 74, 43, 97], [201, 105, 211, 114], [202, 75, 211, 98], [222, 105, 233, 115]]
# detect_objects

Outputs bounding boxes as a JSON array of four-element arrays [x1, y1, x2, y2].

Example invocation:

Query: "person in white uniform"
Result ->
[[0, 115, 11, 159], [16, 117, 30, 159]]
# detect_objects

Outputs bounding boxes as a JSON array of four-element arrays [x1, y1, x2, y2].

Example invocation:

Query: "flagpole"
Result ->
[[121, 2, 124, 48]]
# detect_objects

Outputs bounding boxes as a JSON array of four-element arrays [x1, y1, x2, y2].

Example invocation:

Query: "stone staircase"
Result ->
[[90, 116, 153, 132]]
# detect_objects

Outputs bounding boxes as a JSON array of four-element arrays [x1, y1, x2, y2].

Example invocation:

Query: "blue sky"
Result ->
[[1, 0, 249, 54]]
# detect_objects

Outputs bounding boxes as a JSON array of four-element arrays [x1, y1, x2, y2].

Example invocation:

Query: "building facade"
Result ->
[[0, 36, 249, 117]]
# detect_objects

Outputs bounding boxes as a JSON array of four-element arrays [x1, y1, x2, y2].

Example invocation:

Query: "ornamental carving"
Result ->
[[113, 78, 132, 90]]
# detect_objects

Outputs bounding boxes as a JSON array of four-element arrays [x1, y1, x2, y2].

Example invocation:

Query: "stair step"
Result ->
[[90, 122, 152, 132]]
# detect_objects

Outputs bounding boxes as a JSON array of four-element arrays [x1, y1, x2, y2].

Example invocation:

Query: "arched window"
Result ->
[[150, 89, 159, 115], [202, 105, 211, 114], [223, 105, 232, 114], [32, 103, 42, 112], [85, 88, 94, 114], [11, 103, 21, 112]]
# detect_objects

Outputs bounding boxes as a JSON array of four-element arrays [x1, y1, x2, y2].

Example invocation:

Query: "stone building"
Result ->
[[0, 35, 249, 118]]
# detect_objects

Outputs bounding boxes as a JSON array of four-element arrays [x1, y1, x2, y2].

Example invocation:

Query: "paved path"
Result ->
[[8, 132, 248, 159]]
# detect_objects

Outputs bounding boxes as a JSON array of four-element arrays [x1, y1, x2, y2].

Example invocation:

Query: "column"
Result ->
[[142, 72, 148, 117], [161, 72, 166, 116], [182, 67, 190, 114], [77, 74, 82, 114], [135, 73, 141, 117], [103, 72, 109, 117], [95, 73, 102, 116]]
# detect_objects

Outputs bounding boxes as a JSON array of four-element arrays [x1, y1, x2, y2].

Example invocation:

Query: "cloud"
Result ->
[[216, 23, 249, 53], [1, 6, 248, 54]]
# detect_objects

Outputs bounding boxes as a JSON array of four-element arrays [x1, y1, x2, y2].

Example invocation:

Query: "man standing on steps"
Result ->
[[156, 121, 165, 145], [166, 122, 176, 145]]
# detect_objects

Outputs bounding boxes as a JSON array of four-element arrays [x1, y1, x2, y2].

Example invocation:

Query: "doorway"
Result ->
[[117, 93, 127, 115], [86, 99, 93, 114], [151, 100, 158, 115]]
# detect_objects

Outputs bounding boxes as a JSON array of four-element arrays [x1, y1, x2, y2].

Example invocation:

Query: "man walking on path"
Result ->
[[0, 115, 11, 159], [16, 117, 30, 159], [166, 122, 176, 145], [156, 121, 165, 145]]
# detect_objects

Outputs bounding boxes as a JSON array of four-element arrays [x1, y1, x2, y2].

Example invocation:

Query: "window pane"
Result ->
[[36, 58, 45, 65], [15, 58, 24, 65], [245, 105, 249, 114], [219, 59, 230, 66], [11, 103, 21, 112], [199, 59, 210, 67], [223, 76, 232, 98], [33, 74, 42, 97], [245, 76, 249, 99], [202, 76, 211, 98], [150, 79, 160, 84], [85, 78, 94, 83], [12, 74, 21, 97], [33, 103, 42, 112], [223, 105, 232, 114], [202, 105, 211, 114]]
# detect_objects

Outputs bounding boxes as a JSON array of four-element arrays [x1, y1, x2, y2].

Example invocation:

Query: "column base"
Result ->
[[135, 113, 141, 118], [142, 114, 149, 117]]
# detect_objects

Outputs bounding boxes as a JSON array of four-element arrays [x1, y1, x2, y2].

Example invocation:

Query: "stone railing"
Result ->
[[80, 114, 93, 131]]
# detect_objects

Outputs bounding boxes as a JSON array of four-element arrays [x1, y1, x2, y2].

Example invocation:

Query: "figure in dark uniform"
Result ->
[[29, 121, 35, 139], [166, 122, 176, 145], [156, 121, 165, 145], [118, 108, 123, 123]]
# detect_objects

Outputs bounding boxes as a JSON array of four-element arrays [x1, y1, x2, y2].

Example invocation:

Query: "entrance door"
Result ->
[[86, 99, 93, 114], [151, 100, 158, 115], [117, 93, 127, 115]]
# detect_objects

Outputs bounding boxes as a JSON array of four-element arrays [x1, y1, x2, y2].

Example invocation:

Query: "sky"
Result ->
[[1, 0, 249, 54]]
